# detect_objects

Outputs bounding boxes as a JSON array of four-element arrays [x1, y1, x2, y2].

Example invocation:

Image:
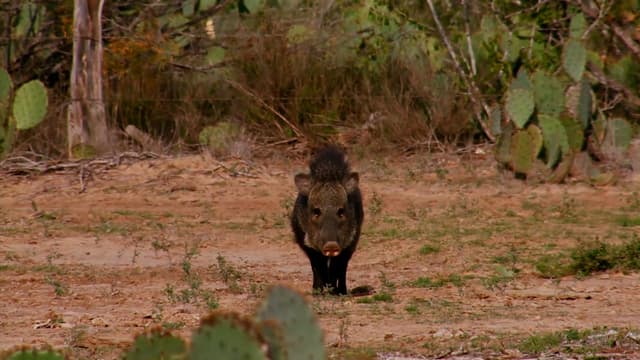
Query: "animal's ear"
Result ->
[[345, 172, 359, 193], [294, 173, 311, 195]]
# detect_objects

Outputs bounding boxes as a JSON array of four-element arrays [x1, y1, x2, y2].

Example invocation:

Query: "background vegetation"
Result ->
[[0, 0, 638, 174]]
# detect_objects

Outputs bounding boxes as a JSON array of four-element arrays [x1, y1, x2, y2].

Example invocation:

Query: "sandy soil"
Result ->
[[1, 148, 640, 359]]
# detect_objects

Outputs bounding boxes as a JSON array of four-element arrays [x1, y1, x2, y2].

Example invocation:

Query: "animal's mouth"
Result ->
[[322, 242, 341, 257]]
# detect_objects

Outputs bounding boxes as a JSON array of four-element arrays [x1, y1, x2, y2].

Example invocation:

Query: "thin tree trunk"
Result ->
[[67, 0, 109, 158]]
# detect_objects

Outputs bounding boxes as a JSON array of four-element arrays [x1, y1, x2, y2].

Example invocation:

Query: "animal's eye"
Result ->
[[337, 208, 345, 218], [312, 208, 322, 217]]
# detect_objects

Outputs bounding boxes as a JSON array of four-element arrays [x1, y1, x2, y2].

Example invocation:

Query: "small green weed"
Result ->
[[45, 275, 69, 296], [535, 254, 571, 278], [616, 215, 640, 227], [518, 332, 563, 354], [162, 321, 185, 330], [482, 265, 517, 290], [356, 292, 393, 303], [216, 254, 242, 293], [419, 244, 440, 255], [409, 274, 466, 288], [369, 192, 383, 217]]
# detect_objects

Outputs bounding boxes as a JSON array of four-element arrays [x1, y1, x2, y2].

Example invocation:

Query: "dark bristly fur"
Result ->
[[290, 145, 364, 295]]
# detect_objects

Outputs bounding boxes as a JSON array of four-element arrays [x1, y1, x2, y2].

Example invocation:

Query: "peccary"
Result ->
[[291, 145, 364, 295]]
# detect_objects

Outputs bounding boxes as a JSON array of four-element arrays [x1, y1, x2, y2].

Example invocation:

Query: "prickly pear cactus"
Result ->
[[495, 122, 514, 165], [190, 313, 267, 360], [569, 13, 586, 39], [123, 327, 186, 360], [255, 286, 326, 360], [532, 71, 565, 116], [604, 118, 633, 151], [259, 320, 287, 360], [3, 349, 64, 360], [538, 114, 569, 168], [576, 79, 593, 129], [560, 116, 584, 151], [562, 39, 586, 82], [527, 124, 543, 159], [199, 121, 240, 154], [0, 68, 11, 104], [12, 80, 48, 130], [511, 130, 535, 175], [0, 68, 11, 129], [511, 69, 532, 90], [505, 87, 534, 129]]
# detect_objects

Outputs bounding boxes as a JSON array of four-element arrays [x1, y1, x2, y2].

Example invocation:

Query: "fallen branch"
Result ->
[[577, 0, 640, 60], [0, 151, 163, 176], [587, 62, 640, 109], [225, 79, 304, 139]]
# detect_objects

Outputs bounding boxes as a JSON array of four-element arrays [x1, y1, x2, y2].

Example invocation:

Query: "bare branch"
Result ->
[[425, 0, 495, 142]]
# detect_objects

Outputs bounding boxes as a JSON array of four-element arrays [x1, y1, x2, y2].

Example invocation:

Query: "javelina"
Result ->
[[291, 146, 364, 295]]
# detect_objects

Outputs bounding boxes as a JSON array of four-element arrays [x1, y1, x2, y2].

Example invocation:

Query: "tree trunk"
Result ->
[[67, 0, 109, 158]]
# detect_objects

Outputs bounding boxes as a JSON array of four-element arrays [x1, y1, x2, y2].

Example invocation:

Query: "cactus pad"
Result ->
[[505, 87, 534, 128], [604, 117, 633, 151], [576, 79, 593, 129], [560, 116, 584, 151], [538, 114, 569, 168], [255, 285, 326, 360], [0, 68, 11, 102], [569, 13, 586, 39], [4, 349, 64, 360], [191, 313, 267, 360], [0, 68, 12, 125], [123, 328, 186, 360], [512, 69, 532, 90], [527, 124, 543, 159], [495, 122, 513, 165], [532, 71, 565, 116], [511, 130, 535, 175], [259, 320, 287, 360], [562, 39, 587, 82], [12, 80, 48, 130]]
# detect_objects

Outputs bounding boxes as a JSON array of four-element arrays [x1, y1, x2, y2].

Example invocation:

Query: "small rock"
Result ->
[[433, 328, 453, 339]]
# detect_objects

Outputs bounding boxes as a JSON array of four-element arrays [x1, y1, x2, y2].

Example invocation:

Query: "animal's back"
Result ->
[[309, 146, 351, 183]]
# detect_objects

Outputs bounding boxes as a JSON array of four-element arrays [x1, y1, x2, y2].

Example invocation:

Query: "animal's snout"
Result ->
[[322, 242, 341, 257]]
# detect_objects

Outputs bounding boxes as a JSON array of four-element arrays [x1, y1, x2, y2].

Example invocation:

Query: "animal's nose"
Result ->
[[322, 242, 341, 257]]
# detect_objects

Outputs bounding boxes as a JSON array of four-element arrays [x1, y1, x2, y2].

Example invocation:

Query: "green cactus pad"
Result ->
[[512, 69, 532, 90], [199, 121, 240, 153], [0, 68, 12, 125], [255, 285, 326, 360], [0, 68, 11, 102], [532, 71, 565, 116], [505, 87, 534, 129], [560, 116, 584, 151], [569, 13, 586, 39], [511, 130, 535, 175], [495, 122, 513, 165], [12, 80, 48, 130], [4, 349, 64, 360], [604, 117, 633, 151], [576, 79, 593, 129], [547, 152, 575, 183], [190, 313, 267, 360], [259, 320, 287, 360], [592, 111, 607, 144], [538, 114, 569, 168], [123, 327, 186, 360], [562, 39, 587, 82], [527, 124, 543, 159], [489, 105, 502, 136]]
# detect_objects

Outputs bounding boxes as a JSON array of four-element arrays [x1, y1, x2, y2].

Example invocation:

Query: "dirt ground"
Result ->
[[1, 147, 640, 359]]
